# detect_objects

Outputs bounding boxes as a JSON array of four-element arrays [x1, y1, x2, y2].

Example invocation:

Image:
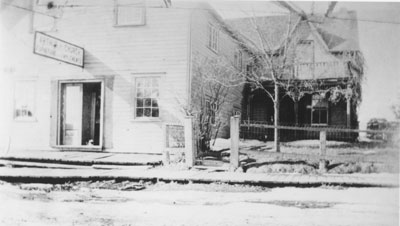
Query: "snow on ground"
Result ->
[[0, 182, 398, 226]]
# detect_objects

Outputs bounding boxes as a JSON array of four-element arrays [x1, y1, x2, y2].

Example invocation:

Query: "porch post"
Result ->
[[274, 83, 280, 152], [346, 84, 351, 128]]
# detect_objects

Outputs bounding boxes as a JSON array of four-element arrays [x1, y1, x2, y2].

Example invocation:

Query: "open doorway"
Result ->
[[59, 82, 102, 147]]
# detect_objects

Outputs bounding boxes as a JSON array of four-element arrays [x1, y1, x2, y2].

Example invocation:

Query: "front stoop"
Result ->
[[0, 149, 163, 167]]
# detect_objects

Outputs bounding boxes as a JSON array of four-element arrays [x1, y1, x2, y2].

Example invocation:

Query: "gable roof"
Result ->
[[226, 13, 301, 51], [311, 8, 360, 52], [225, 8, 360, 53]]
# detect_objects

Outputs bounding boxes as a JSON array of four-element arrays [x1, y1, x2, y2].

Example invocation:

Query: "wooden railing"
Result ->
[[293, 61, 349, 79]]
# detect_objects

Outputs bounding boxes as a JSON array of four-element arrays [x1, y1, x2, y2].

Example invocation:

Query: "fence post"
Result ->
[[230, 116, 240, 170], [184, 116, 195, 168], [319, 130, 327, 173]]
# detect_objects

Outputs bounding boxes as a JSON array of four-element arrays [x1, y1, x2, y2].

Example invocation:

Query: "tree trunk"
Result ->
[[274, 83, 280, 152]]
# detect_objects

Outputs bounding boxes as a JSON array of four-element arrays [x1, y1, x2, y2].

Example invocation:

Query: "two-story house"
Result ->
[[227, 8, 364, 141], [0, 0, 250, 153]]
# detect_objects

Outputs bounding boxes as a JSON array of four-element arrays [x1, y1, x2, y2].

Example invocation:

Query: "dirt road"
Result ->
[[0, 182, 398, 226]]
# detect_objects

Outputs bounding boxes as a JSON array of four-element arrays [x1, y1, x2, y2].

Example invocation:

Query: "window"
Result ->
[[208, 24, 219, 52], [234, 50, 243, 70], [135, 77, 159, 118], [115, 0, 146, 26], [14, 81, 36, 121], [311, 94, 328, 125], [298, 40, 313, 45]]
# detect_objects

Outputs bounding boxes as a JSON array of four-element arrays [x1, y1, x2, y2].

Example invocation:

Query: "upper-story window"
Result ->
[[115, 0, 146, 26], [234, 50, 243, 71], [14, 80, 36, 121], [134, 77, 160, 119], [208, 24, 219, 53], [311, 94, 328, 125], [298, 40, 313, 45]]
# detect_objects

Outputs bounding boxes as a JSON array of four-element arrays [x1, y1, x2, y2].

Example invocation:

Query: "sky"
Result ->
[[211, 1, 400, 127]]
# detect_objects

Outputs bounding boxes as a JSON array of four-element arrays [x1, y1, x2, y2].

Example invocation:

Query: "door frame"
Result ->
[[55, 79, 105, 151]]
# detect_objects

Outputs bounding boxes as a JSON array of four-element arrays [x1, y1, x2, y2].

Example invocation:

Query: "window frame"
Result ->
[[207, 23, 219, 53], [133, 76, 161, 121], [311, 94, 328, 126], [114, 0, 146, 27], [13, 80, 37, 122], [234, 50, 243, 71]]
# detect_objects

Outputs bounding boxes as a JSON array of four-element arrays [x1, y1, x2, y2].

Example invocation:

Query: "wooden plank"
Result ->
[[184, 116, 195, 167], [230, 116, 240, 169]]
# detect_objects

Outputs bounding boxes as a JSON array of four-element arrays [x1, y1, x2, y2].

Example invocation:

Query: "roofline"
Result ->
[[196, 1, 259, 55]]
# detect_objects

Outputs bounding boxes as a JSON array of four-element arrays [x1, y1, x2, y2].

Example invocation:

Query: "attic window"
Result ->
[[298, 40, 313, 45], [115, 0, 146, 26]]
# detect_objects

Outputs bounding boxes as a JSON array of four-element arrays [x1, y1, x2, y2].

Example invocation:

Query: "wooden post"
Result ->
[[319, 130, 327, 173], [320, 130, 326, 155], [162, 124, 169, 165], [184, 116, 195, 167], [274, 83, 280, 152], [230, 116, 240, 169], [346, 84, 351, 128]]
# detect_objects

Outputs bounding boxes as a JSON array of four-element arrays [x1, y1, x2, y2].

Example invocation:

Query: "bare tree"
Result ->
[[190, 55, 244, 154], [227, 12, 302, 152]]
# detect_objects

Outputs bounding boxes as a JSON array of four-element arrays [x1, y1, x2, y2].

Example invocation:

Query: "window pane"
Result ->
[[144, 108, 151, 117], [312, 110, 319, 124], [136, 108, 143, 117], [144, 88, 151, 97], [151, 88, 159, 98], [320, 109, 327, 124], [136, 78, 144, 87], [144, 98, 151, 107], [152, 108, 159, 117], [136, 98, 143, 107], [152, 99, 158, 107], [136, 88, 143, 97], [144, 78, 151, 87], [152, 78, 159, 87]]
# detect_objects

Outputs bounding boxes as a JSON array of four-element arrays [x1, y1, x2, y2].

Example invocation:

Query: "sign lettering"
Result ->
[[34, 32, 84, 67]]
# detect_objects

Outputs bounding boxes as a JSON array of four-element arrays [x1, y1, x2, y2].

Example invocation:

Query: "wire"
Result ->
[[1, 1, 58, 19], [2, 0, 400, 25]]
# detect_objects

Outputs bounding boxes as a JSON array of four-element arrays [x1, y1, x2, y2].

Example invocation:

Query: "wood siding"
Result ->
[[1, 0, 191, 153], [189, 9, 250, 138]]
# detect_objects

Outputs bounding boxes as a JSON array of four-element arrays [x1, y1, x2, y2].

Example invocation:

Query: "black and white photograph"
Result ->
[[0, 0, 399, 225]]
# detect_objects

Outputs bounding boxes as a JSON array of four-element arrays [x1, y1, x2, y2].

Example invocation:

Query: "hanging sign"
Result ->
[[34, 32, 84, 67]]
